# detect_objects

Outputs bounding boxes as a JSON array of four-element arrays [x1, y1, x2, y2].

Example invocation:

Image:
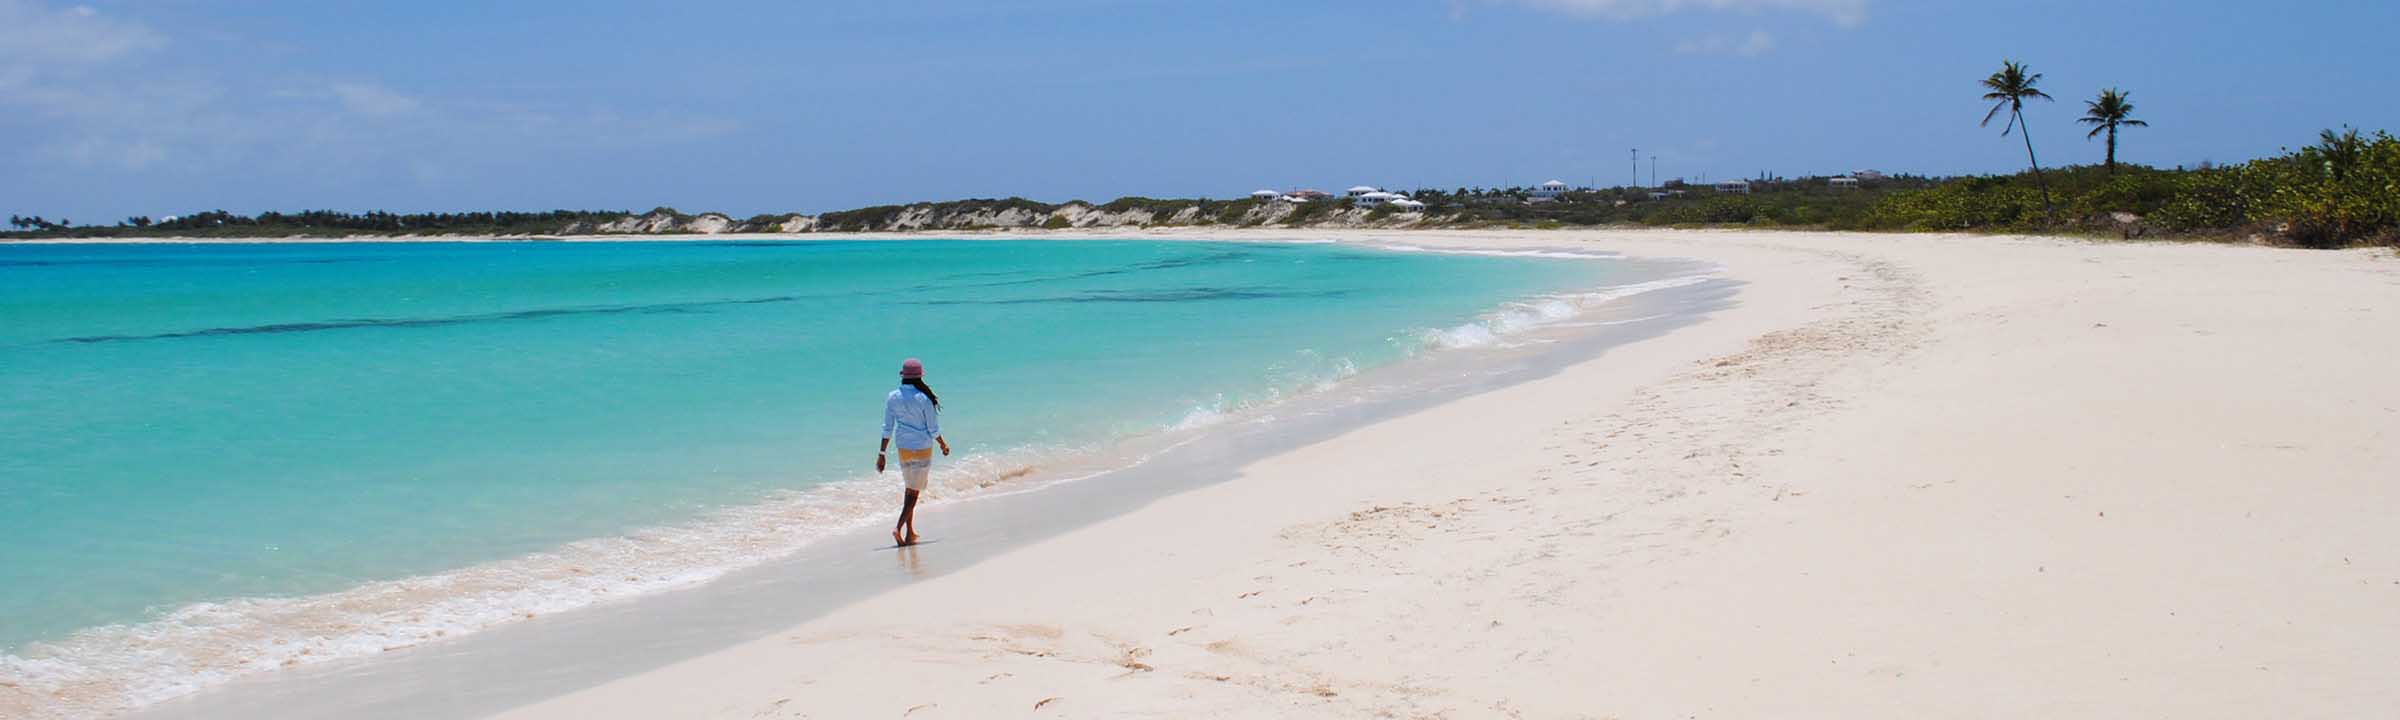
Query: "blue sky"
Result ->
[[3, 0, 2394, 221]]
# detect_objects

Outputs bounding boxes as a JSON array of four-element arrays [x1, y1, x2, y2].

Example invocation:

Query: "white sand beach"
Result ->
[[464, 229, 2396, 719]]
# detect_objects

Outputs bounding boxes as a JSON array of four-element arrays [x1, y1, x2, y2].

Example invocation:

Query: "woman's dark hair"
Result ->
[[903, 377, 940, 409]]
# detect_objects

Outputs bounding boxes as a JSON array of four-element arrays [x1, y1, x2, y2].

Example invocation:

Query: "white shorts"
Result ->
[[897, 448, 933, 491]]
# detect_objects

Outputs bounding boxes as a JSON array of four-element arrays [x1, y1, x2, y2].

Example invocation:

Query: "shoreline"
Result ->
[[20, 232, 1718, 719], [32, 228, 2400, 718]]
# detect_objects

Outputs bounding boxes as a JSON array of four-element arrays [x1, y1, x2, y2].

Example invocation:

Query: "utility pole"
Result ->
[[1649, 155, 1657, 187], [1630, 148, 1640, 188]]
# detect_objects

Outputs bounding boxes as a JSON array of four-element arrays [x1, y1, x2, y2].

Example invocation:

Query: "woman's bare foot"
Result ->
[[893, 529, 905, 546], [904, 532, 920, 546]]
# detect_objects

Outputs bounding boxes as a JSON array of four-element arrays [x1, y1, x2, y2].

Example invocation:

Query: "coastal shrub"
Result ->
[[1100, 196, 1214, 224], [1042, 214, 1072, 229], [1281, 198, 1345, 226], [2151, 162, 2276, 232], [2068, 168, 2181, 219], [1867, 179, 2046, 230], [1215, 201, 1257, 225], [817, 204, 913, 231], [1701, 197, 1763, 224], [2271, 130, 2400, 247]]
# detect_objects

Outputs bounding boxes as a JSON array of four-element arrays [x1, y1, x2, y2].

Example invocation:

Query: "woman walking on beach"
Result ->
[[878, 358, 948, 547]]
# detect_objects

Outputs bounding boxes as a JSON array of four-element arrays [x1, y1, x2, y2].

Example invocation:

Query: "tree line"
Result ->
[[3, 209, 637, 239]]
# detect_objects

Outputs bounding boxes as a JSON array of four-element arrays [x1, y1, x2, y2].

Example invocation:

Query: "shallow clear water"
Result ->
[[0, 239, 1633, 654]]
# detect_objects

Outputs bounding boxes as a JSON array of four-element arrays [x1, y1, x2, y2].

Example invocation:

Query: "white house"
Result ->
[[1356, 192, 1426, 211], [1531, 180, 1570, 201], [1853, 169, 1888, 181], [1346, 185, 1380, 198], [1829, 177, 1860, 190], [1251, 189, 1281, 202], [1715, 180, 1752, 194]]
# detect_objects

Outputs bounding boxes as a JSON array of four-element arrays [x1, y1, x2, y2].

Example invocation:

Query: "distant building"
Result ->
[[1663, 178, 1686, 188], [1531, 180, 1570, 202], [1829, 177, 1860, 190], [1853, 170, 1887, 181], [1251, 189, 1281, 202], [1346, 185, 1380, 198], [1289, 189, 1332, 200], [1354, 191, 1426, 211], [1715, 180, 1752, 194]]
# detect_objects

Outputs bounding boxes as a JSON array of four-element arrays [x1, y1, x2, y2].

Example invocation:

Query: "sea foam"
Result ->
[[1419, 272, 1720, 350]]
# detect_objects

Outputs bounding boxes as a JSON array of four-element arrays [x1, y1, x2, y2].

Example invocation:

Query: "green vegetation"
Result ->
[[814, 197, 1052, 231], [1279, 198, 1348, 226], [3, 209, 634, 238], [1096, 197, 1265, 225], [1365, 126, 2394, 247]]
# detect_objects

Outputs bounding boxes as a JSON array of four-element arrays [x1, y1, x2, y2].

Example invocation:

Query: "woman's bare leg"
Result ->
[[896, 488, 921, 545]]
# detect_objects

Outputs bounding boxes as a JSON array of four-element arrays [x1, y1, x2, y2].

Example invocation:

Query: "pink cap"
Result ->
[[899, 358, 924, 379]]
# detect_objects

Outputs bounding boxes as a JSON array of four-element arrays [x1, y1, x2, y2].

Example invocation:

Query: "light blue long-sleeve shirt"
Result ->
[[881, 385, 941, 450]]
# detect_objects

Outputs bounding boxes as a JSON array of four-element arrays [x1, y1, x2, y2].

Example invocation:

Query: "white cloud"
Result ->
[[0, 0, 728, 177], [0, 0, 163, 69], [43, 134, 166, 169], [330, 81, 422, 117], [1483, 0, 1866, 26], [1675, 29, 1778, 56]]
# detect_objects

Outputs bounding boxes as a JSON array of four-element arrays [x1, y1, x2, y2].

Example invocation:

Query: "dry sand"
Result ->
[[457, 229, 2386, 718]]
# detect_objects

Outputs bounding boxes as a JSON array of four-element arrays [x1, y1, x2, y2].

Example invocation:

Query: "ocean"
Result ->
[[0, 237, 1691, 712]]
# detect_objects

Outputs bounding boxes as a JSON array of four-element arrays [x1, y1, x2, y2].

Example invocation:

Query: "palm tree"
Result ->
[[2309, 126, 2365, 182], [2077, 88, 2148, 174], [1981, 60, 2055, 219]]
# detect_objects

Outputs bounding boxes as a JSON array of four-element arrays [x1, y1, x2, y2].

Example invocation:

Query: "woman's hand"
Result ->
[[937, 437, 951, 456], [875, 453, 886, 473]]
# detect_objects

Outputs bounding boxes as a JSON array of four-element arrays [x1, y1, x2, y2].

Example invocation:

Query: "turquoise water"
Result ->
[[0, 239, 1643, 670]]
